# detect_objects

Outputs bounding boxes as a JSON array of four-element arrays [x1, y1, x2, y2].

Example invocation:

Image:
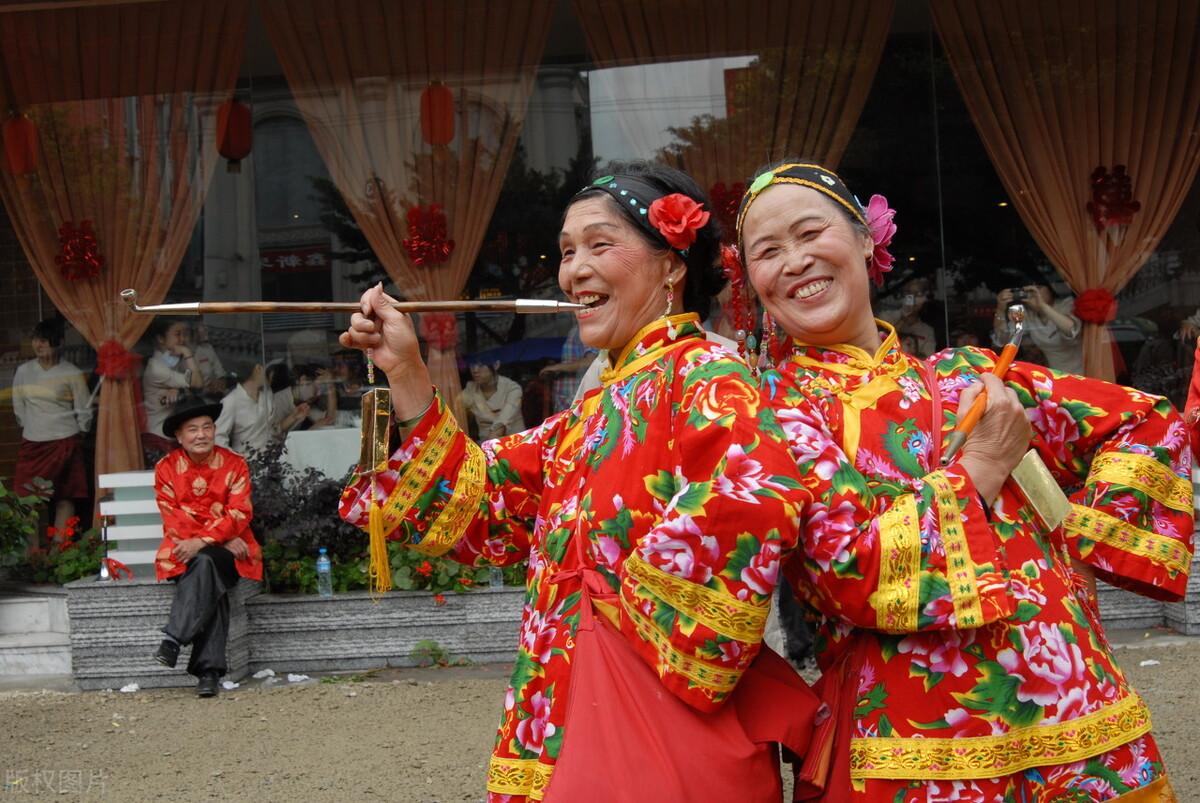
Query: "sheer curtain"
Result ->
[[932, 0, 1200, 380], [260, 0, 554, 422], [575, 0, 894, 196], [0, 0, 249, 474]]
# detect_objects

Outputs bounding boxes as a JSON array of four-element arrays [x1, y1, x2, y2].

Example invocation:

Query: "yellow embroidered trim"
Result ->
[[624, 553, 769, 642], [622, 597, 741, 694], [380, 405, 459, 537], [487, 755, 554, 799], [1065, 504, 1192, 577], [791, 320, 899, 373], [871, 494, 921, 632], [850, 694, 1152, 780], [607, 313, 700, 373], [926, 470, 984, 628], [1089, 452, 1193, 513], [410, 438, 486, 557]]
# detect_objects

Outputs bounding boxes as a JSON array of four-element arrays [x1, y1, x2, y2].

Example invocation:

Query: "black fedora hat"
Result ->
[[162, 401, 224, 438]]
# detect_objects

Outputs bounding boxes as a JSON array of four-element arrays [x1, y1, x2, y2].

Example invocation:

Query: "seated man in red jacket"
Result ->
[[151, 401, 261, 697]]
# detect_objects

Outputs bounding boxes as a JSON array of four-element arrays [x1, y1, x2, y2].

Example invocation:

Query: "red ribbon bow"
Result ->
[[1074, 288, 1118, 325], [103, 557, 134, 581]]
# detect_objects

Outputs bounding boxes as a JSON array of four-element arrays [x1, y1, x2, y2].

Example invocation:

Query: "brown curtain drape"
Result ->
[[574, 0, 894, 199], [932, 0, 1200, 380], [260, 0, 554, 422], [0, 0, 249, 476]]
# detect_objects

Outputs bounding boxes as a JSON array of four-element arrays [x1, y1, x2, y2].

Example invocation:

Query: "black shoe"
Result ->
[[196, 671, 220, 698], [153, 639, 179, 668]]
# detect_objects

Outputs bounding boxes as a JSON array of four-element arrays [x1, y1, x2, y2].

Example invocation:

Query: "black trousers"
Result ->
[[163, 546, 238, 678]]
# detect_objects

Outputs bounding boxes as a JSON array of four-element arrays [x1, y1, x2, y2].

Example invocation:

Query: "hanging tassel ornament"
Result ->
[[360, 351, 393, 595]]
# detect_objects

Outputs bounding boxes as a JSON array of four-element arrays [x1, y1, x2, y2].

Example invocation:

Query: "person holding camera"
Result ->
[[993, 284, 1083, 374]]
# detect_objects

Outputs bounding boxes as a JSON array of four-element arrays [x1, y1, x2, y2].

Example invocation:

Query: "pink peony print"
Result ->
[[639, 515, 720, 583], [997, 621, 1087, 707], [740, 539, 782, 594], [1027, 402, 1080, 462], [897, 629, 973, 678], [805, 499, 857, 570], [514, 691, 556, 753], [714, 444, 780, 504], [926, 780, 990, 803]]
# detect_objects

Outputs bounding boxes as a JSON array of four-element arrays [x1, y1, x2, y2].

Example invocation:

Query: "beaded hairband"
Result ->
[[575, 174, 710, 256]]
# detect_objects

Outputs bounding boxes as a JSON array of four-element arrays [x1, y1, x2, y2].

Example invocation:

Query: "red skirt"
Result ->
[[13, 436, 87, 499]]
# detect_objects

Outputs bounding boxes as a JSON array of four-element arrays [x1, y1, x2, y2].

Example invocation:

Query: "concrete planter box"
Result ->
[[246, 587, 523, 673], [64, 578, 521, 689], [65, 577, 259, 691]]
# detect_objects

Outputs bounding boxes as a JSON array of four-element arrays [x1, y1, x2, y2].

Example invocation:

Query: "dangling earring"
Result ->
[[664, 282, 677, 338], [759, 309, 778, 372]]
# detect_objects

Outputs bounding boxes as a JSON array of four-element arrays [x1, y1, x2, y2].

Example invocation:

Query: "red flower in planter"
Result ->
[[416, 560, 434, 577], [433, 593, 447, 605]]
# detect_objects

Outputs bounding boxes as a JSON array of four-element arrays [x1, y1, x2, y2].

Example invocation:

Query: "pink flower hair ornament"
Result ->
[[864, 193, 897, 286]]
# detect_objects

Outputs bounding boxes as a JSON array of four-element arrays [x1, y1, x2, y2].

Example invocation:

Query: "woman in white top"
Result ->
[[12, 319, 93, 534], [992, 283, 1083, 374], [460, 360, 524, 440], [142, 319, 204, 462]]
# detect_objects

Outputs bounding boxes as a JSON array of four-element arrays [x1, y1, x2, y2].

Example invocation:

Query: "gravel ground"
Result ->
[[2, 633, 1198, 802]]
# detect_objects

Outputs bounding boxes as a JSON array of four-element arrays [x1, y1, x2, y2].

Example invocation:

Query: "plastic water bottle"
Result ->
[[316, 548, 333, 597], [489, 566, 504, 589]]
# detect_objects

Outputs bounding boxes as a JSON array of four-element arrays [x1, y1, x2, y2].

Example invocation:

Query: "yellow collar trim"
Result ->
[[791, 319, 897, 374], [608, 313, 700, 369]]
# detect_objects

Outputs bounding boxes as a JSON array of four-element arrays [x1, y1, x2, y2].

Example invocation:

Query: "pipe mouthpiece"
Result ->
[[120, 289, 137, 307]]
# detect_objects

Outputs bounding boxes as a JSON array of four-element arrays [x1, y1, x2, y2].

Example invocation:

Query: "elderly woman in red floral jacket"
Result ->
[[735, 160, 1193, 802]]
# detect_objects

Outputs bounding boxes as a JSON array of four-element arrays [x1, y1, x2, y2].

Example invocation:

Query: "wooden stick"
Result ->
[[120, 289, 584, 315]]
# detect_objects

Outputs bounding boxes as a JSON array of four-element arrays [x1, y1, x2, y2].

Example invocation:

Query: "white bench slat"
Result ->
[[100, 499, 159, 516], [97, 471, 156, 489]]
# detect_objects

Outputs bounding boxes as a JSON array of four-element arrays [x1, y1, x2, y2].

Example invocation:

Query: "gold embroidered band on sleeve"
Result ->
[[487, 756, 554, 800], [1065, 504, 1192, 577], [379, 404, 460, 537], [871, 493, 921, 632], [622, 597, 741, 694], [1088, 452, 1193, 513], [926, 470, 984, 628], [850, 693, 1151, 780], [623, 553, 769, 642], [410, 438, 486, 557]]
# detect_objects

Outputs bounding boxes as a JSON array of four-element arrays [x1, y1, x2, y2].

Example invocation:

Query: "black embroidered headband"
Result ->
[[734, 163, 867, 246], [575, 174, 710, 257]]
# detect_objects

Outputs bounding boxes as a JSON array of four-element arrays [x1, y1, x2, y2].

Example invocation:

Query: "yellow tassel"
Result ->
[[368, 492, 392, 595]]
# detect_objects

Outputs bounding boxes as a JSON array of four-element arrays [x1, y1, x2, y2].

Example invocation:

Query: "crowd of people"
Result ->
[[5, 156, 1200, 799]]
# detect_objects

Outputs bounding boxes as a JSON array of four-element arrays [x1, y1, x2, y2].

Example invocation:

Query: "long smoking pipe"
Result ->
[[120, 288, 585, 315]]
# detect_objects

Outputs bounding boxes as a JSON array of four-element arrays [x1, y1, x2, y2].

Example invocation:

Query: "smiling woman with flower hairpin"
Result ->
[[337, 161, 838, 802], [734, 160, 1194, 801]]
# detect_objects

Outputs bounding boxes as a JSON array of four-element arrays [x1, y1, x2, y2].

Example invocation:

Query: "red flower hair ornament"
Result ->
[[648, 193, 710, 252]]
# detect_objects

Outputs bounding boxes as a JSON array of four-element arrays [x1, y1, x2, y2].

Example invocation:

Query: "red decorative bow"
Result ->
[[1074, 288, 1118, 324], [103, 557, 134, 581], [96, 340, 141, 379]]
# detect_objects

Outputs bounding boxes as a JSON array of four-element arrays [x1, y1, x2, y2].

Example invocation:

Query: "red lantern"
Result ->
[[216, 98, 252, 173], [420, 81, 455, 147], [3, 113, 38, 175]]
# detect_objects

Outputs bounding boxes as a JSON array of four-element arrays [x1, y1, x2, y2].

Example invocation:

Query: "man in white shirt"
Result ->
[[12, 319, 93, 534], [215, 362, 275, 458]]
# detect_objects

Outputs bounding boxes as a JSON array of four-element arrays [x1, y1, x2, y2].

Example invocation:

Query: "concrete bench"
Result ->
[[65, 577, 259, 690]]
